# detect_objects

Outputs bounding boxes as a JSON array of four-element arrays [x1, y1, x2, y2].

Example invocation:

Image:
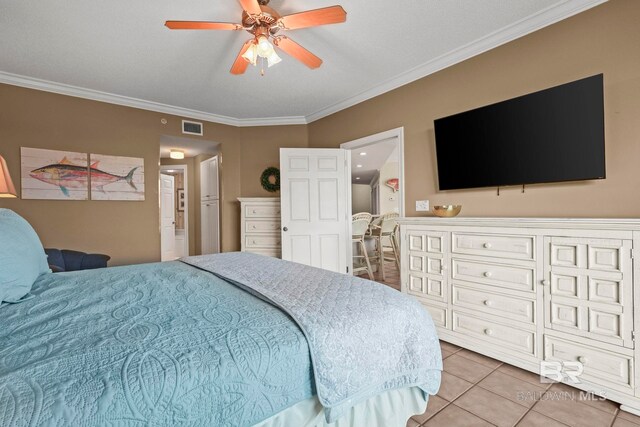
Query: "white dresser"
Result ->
[[238, 198, 281, 258], [398, 217, 640, 414]]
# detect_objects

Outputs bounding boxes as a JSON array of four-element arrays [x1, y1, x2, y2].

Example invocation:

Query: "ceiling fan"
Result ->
[[165, 0, 347, 75]]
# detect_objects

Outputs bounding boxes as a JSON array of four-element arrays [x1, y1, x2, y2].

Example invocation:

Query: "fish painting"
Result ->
[[29, 157, 139, 197]]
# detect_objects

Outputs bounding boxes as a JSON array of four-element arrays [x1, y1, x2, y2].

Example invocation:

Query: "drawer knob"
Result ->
[[483, 243, 492, 249], [441, 264, 448, 271], [252, 225, 256, 229], [252, 210, 257, 213], [541, 280, 550, 286], [484, 300, 494, 307], [578, 356, 588, 365], [483, 271, 493, 278], [252, 240, 256, 244], [484, 328, 494, 336]]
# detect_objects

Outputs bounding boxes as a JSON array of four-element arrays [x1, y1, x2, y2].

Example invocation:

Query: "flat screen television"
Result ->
[[434, 74, 605, 191]]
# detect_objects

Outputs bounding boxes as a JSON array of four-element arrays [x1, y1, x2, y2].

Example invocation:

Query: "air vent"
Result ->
[[182, 120, 203, 136]]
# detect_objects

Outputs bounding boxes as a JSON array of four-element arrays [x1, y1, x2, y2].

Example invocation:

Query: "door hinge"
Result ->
[[631, 248, 635, 260], [632, 331, 636, 341], [346, 266, 349, 274]]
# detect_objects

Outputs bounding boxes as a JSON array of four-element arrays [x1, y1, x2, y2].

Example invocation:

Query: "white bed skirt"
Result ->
[[254, 387, 428, 427]]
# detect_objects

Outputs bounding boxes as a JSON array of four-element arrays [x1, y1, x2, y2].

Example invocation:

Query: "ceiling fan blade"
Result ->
[[230, 40, 254, 75], [278, 5, 346, 30], [238, 0, 262, 15], [274, 36, 322, 69], [165, 21, 242, 30]]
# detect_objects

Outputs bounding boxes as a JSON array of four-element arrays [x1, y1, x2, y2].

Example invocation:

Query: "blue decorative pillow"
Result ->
[[0, 209, 50, 304]]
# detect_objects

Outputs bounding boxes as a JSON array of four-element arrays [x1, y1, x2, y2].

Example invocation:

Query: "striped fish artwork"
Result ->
[[21, 147, 89, 200], [89, 154, 145, 201]]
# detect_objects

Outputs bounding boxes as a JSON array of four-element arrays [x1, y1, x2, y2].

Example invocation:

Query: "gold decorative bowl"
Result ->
[[432, 205, 462, 217]]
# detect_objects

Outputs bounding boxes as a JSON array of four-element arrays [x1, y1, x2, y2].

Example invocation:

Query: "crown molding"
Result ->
[[0, 0, 606, 127], [305, 0, 608, 123], [0, 71, 307, 127]]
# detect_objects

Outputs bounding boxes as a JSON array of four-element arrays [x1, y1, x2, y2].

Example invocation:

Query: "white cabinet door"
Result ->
[[201, 200, 220, 254], [160, 174, 176, 261], [543, 236, 634, 348], [200, 156, 219, 201], [279, 148, 349, 273]]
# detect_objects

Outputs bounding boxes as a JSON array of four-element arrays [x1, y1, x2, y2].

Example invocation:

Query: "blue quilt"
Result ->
[[0, 262, 314, 426], [182, 252, 442, 423]]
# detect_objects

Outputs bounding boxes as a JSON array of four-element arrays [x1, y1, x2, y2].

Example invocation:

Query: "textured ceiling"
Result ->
[[0, 0, 605, 123]]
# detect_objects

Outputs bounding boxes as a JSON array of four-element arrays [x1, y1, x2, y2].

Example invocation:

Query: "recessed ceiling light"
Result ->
[[356, 177, 360, 180], [356, 164, 363, 168], [359, 152, 367, 156], [170, 150, 185, 159]]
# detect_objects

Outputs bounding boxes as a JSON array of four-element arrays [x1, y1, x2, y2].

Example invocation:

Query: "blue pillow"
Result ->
[[0, 209, 50, 304]]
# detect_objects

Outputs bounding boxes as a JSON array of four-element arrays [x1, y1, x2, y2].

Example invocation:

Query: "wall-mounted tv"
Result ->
[[434, 74, 605, 191]]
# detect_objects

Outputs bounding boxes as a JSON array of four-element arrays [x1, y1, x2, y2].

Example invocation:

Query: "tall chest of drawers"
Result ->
[[238, 198, 281, 258], [399, 217, 640, 415]]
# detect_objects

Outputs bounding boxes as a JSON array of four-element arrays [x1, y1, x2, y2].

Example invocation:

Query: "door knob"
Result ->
[[283, 227, 288, 232]]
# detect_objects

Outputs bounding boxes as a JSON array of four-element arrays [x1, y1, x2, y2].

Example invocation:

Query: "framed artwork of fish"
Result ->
[[21, 147, 89, 200], [89, 154, 145, 201]]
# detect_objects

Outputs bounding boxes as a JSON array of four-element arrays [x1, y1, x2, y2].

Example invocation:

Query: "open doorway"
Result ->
[[342, 128, 404, 290], [160, 165, 188, 260], [159, 135, 219, 260]]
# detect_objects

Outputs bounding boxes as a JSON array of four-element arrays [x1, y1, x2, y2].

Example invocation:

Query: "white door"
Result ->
[[201, 200, 220, 255], [200, 156, 219, 201], [280, 148, 350, 273], [160, 174, 176, 261]]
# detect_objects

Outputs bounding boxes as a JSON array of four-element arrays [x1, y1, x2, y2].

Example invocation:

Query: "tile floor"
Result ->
[[406, 340, 640, 427]]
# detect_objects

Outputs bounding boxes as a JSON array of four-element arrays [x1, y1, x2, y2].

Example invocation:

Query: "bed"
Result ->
[[0, 209, 442, 426]]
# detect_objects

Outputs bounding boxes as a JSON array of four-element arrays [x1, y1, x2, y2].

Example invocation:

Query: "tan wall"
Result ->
[[308, 0, 640, 218], [0, 84, 303, 264], [238, 125, 308, 197]]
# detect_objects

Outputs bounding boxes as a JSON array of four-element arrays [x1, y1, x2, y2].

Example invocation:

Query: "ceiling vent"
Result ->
[[182, 120, 203, 136]]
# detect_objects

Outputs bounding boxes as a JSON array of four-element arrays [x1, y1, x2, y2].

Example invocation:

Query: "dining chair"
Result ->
[[352, 212, 373, 223], [352, 218, 374, 280], [368, 212, 400, 281]]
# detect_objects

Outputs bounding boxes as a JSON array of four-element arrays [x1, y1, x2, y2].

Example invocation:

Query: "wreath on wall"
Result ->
[[260, 167, 280, 193]]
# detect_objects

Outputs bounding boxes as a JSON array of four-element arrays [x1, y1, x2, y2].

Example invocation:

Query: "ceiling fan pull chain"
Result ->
[[261, 57, 265, 76]]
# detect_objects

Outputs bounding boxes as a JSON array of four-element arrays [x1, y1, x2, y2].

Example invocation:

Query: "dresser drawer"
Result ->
[[245, 220, 281, 233], [244, 204, 281, 218], [452, 258, 535, 292], [452, 283, 534, 324], [452, 310, 535, 356], [452, 232, 534, 261], [245, 234, 281, 249], [544, 335, 634, 393]]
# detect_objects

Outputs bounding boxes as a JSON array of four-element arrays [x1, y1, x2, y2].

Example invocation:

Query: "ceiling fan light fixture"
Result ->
[[242, 42, 258, 65], [266, 50, 282, 67], [256, 35, 274, 58]]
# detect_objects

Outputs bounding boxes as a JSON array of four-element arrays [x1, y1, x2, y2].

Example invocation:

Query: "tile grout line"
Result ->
[[428, 362, 505, 427]]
